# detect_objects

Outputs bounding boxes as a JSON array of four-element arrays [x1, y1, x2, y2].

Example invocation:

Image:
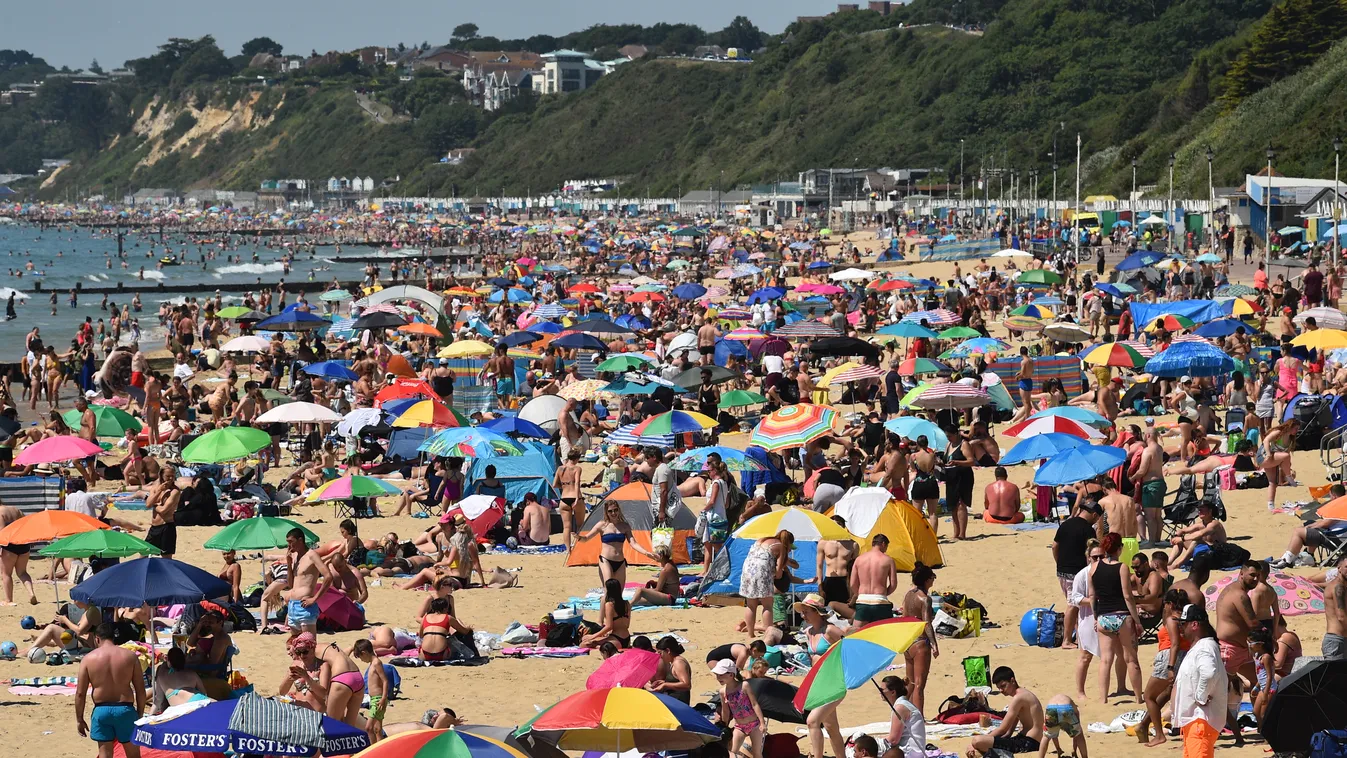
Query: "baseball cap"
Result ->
[[710, 659, 737, 676], [1179, 603, 1208, 623], [1180, 375, 1192, 383]]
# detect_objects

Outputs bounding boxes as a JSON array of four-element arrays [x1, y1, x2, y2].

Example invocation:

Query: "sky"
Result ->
[[4, 1, 829, 69]]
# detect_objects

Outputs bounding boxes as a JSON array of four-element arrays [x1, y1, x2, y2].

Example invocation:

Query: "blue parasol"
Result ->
[[302, 360, 358, 381], [999, 432, 1088, 466], [1034, 445, 1127, 486], [1115, 251, 1165, 271], [132, 696, 369, 756], [70, 557, 231, 606], [1143, 341, 1236, 377]]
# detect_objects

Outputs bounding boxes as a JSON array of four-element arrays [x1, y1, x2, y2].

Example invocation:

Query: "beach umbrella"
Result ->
[[255, 310, 328, 331], [1115, 251, 1165, 271], [39, 530, 159, 558], [792, 618, 928, 710], [773, 321, 842, 339], [480, 416, 551, 439], [418, 427, 524, 459], [937, 326, 981, 340], [489, 288, 534, 304], [1002, 315, 1045, 333], [1259, 658, 1347, 754], [0, 510, 106, 546], [1035, 445, 1128, 486], [1143, 341, 1235, 377], [352, 311, 408, 331], [181, 427, 271, 463], [735, 507, 850, 541], [357, 729, 529, 758], [745, 678, 811, 724], [499, 331, 543, 348], [1003, 415, 1103, 440], [220, 335, 271, 353], [596, 355, 654, 372], [215, 305, 253, 319], [882, 417, 948, 448], [1078, 342, 1147, 368], [62, 406, 142, 437], [672, 283, 707, 300], [672, 446, 768, 472], [586, 649, 662, 690], [256, 401, 342, 424], [747, 287, 787, 304], [558, 379, 611, 401], [571, 318, 635, 336], [716, 308, 752, 321], [533, 303, 572, 320], [319, 289, 352, 302], [1295, 307, 1347, 329], [872, 279, 913, 292], [399, 322, 444, 338], [1192, 319, 1247, 339], [898, 357, 948, 376], [131, 695, 369, 756], [607, 423, 678, 449], [945, 337, 1012, 358], [1216, 283, 1258, 298], [631, 410, 717, 436], [1017, 270, 1062, 285], [552, 333, 609, 351], [907, 383, 989, 411], [725, 327, 767, 341], [1010, 304, 1054, 319], [749, 404, 839, 451], [672, 365, 736, 389], [1043, 322, 1093, 344], [203, 517, 319, 551], [337, 407, 384, 438], [809, 336, 880, 359], [1029, 406, 1112, 429], [439, 340, 495, 358], [1292, 328, 1347, 350], [991, 248, 1033, 258], [1195, 253, 1223, 263], [306, 475, 402, 502], [303, 360, 359, 381], [518, 688, 720, 752], [390, 399, 469, 429], [830, 268, 873, 281], [719, 389, 768, 408], [70, 556, 231, 606], [876, 322, 938, 338], [902, 309, 961, 326], [1202, 571, 1324, 616], [569, 283, 601, 295], [600, 378, 660, 396], [998, 433, 1088, 466], [14, 435, 103, 466], [1226, 298, 1263, 316], [1145, 314, 1194, 332], [1094, 282, 1136, 298]]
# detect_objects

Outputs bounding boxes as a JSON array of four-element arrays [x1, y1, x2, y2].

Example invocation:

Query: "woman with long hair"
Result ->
[[1089, 532, 1144, 704], [1134, 588, 1191, 746], [578, 500, 658, 586], [738, 530, 794, 641], [698, 460, 729, 577], [901, 562, 939, 712], [1260, 417, 1299, 509], [443, 516, 486, 588], [581, 578, 632, 649]]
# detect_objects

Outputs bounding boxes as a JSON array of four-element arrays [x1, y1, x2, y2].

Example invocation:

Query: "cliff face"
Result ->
[[131, 91, 283, 168]]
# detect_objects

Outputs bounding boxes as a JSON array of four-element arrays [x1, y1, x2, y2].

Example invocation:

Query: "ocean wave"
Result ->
[[212, 262, 286, 276], [138, 270, 166, 281]]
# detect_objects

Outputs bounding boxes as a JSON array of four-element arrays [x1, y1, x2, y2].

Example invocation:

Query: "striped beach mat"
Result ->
[[0, 476, 64, 514], [988, 356, 1086, 405], [456, 385, 496, 416]]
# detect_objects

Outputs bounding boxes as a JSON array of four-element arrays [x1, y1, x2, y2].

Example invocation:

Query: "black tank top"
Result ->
[[1094, 561, 1128, 616]]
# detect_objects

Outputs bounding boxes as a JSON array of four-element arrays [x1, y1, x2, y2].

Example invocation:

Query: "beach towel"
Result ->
[[500, 646, 590, 658], [998, 522, 1057, 532], [228, 693, 324, 749], [388, 655, 490, 667], [988, 356, 1085, 403], [486, 544, 566, 555], [8, 684, 77, 696], [111, 498, 149, 511], [456, 385, 496, 415]]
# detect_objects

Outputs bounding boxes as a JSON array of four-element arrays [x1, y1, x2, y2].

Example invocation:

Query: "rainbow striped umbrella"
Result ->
[[773, 320, 842, 339], [356, 729, 530, 758], [749, 403, 838, 451], [1118, 339, 1156, 358], [725, 326, 767, 341], [418, 428, 524, 458], [1078, 342, 1148, 368], [792, 618, 928, 710], [1145, 314, 1194, 332], [899, 357, 948, 376], [1011, 303, 1055, 319], [829, 364, 883, 383], [517, 687, 720, 752], [1003, 315, 1045, 332], [306, 475, 402, 502], [630, 410, 717, 436], [390, 399, 469, 428]]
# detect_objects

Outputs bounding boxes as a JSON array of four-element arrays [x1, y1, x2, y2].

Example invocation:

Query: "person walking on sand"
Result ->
[[285, 527, 333, 636], [901, 562, 939, 712], [850, 534, 897, 627], [1172, 604, 1227, 758], [76, 623, 146, 758]]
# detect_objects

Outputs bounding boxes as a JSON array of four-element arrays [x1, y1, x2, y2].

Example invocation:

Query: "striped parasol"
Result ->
[[773, 320, 842, 339], [717, 308, 752, 320], [1118, 339, 1156, 358], [830, 364, 884, 383], [532, 303, 571, 320], [558, 379, 612, 400], [607, 423, 679, 448], [704, 286, 730, 298], [749, 403, 839, 451], [907, 383, 990, 410], [725, 327, 768, 341], [1170, 333, 1212, 345], [1003, 315, 1045, 332], [901, 309, 961, 326], [1078, 342, 1148, 368]]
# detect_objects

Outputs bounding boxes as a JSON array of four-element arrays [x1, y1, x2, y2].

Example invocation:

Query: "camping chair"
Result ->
[[1224, 406, 1247, 434], [1162, 475, 1200, 539], [1313, 524, 1347, 568]]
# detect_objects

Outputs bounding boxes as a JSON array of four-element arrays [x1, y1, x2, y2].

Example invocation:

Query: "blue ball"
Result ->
[[1020, 608, 1050, 646], [0, 641, 15, 659], [18, 616, 35, 631]]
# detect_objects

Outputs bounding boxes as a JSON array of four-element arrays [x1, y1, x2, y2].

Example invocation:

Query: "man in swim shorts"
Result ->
[[1324, 557, 1347, 658], [850, 534, 896, 626], [1010, 347, 1034, 424], [76, 622, 146, 758], [816, 522, 855, 619], [967, 666, 1044, 756], [1133, 428, 1167, 547]]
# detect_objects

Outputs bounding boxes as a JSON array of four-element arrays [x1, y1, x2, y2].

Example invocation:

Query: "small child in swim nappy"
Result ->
[[1041, 694, 1086, 758]]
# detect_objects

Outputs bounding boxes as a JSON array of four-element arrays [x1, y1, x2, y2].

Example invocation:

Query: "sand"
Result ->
[[0, 229, 1310, 758]]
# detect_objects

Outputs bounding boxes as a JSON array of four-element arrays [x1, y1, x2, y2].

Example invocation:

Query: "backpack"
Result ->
[[1311, 729, 1347, 758], [544, 622, 582, 647]]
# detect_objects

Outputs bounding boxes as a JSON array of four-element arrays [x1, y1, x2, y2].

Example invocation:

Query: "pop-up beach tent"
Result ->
[[567, 482, 697, 567]]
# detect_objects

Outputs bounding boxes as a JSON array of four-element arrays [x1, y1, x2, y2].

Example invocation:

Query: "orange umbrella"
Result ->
[[385, 354, 417, 378], [626, 292, 665, 303], [569, 283, 601, 294], [1317, 495, 1347, 520], [444, 287, 479, 298], [398, 322, 443, 337], [0, 510, 107, 546]]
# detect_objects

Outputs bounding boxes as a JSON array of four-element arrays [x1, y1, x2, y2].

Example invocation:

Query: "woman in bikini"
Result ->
[[901, 562, 939, 713], [908, 436, 941, 541], [1260, 418, 1300, 510], [579, 500, 659, 587], [419, 597, 470, 661], [581, 578, 632, 649], [630, 547, 682, 606], [280, 632, 365, 726], [443, 516, 486, 588], [555, 449, 585, 552]]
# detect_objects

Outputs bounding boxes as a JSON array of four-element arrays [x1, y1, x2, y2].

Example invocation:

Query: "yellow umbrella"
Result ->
[[1290, 329, 1347, 350], [438, 340, 495, 358], [558, 379, 610, 400], [818, 362, 860, 388]]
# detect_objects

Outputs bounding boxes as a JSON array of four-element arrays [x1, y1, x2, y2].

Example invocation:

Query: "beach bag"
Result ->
[[962, 655, 991, 689], [955, 606, 982, 638], [544, 622, 582, 648], [1219, 467, 1238, 491], [1311, 729, 1347, 758], [651, 526, 675, 554], [933, 609, 967, 638], [1031, 608, 1065, 648], [764, 733, 802, 758], [1239, 471, 1268, 489], [935, 692, 1002, 724], [501, 622, 536, 645], [1225, 430, 1245, 453]]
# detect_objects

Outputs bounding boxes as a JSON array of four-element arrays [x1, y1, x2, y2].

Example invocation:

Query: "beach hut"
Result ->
[[830, 487, 943, 571], [566, 483, 697, 567]]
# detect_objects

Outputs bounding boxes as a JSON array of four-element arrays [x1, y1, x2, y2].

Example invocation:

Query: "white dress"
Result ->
[[1069, 565, 1100, 656]]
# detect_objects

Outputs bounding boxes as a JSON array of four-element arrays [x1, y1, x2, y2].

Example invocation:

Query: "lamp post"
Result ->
[[1074, 132, 1081, 263], [1205, 146, 1215, 256], [1335, 136, 1342, 267], [1052, 160, 1058, 248], [959, 139, 965, 205], [1130, 157, 1137, 218], [1167, 153, 1176, 253], [1266, 143, 1276, 268]]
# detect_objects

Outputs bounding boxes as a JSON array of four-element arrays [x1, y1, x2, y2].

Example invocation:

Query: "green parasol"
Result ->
[[204, 517, 319, 551], [595, 355, 653, 372], [216, 306, 252, 319], [39, 530, 160, 558], [1016, 269, 1062, 285], [937, 326, 981, 340], [181, 427, 272, 463], [63, 406, 143, 437], [719, 389, 768, 408], [320, 290, 352, 302]]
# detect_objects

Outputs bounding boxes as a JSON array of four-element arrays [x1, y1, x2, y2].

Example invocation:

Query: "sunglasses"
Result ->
[[1089, 554, 1105, 561]]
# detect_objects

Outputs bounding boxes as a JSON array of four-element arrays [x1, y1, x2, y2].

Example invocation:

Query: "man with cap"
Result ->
[[1052, 500, 1102, 649], [1171, 604, 1226, 758]]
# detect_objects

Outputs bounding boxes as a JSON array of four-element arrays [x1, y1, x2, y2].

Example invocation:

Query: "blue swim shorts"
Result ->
[[287, 599, 319, 627], [90, 702, 137, 744]]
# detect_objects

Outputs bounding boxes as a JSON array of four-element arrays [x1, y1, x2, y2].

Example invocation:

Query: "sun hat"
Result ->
[[791, 593, 828, 615], [711, 659, 737, 676]]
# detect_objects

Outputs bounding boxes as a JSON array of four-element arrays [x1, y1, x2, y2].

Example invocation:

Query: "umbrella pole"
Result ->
[[870, 676, 902, 718]]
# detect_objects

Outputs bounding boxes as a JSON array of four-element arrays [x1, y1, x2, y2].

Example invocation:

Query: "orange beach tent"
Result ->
[[566, 482, 698, 567]]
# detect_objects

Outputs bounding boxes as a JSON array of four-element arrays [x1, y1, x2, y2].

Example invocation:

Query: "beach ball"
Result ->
[[19, 616, 35, 630], [59, 632, 72, 647], [0, 641, 15, 659], [26, 647, 44, 663], [1020, 608, 1053, 646]]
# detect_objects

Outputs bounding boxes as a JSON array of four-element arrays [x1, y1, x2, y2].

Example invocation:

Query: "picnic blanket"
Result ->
[[486, 544, 566, 555], [500, 647, 590, 658], [388, 655, 489, 667], [988, 356, 1085, 403], [999, 522, 1058, 532], [9, 684, 77, 695]]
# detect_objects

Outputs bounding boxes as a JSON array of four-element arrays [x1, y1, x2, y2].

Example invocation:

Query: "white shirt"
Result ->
[[650, 462, 684, 521], [1172, 636, 1228, 729], [64, 492, 107, 519], [891, 697, 927, 758], [762, 354, 785, 375]]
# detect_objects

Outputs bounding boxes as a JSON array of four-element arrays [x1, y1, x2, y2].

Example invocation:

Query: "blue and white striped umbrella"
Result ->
[[607, 423, 679, 448], [532, 303, 571, 320]]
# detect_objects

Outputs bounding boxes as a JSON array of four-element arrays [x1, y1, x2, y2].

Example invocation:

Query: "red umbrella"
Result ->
[[586, 648, 661, 689], [315, 587, 366, 632], [375, 377, 438, 406], [441, 494, 505, 535]]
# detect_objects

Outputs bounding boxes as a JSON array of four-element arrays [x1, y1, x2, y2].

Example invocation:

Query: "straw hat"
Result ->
[[792, 593, 828, 615]]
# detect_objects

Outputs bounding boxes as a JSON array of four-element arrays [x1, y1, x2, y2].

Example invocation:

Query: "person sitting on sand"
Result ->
[[966, 666, 1044, 757], [152, 647, 207, 714], [419, 597, 470, 661], [443, 515, 486, 588], [318, 519, 367, 566], [983, 466, 1024, 524], [185, 610, 233, 685], [218, 550, 242, 604], [650, 636, 693, 703], [279, 632, 364, 726], [26, 598, 101, 659], [581, 579, 632, 649], [328, 552, 369, 605], [629, 547, 682, 606], [391, 460, 444, 517], [1167, 501, 1227, 568], [517, 492, 552, 547]]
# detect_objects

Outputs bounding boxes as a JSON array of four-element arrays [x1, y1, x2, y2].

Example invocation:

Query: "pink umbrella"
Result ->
[[14, 436, 102, 466], [798, 283, 845, 295], [316, 587, 366, 631], [517, 257, 538, 266], [1203, 571, 1325, 616], [585, 648, 661, 689]]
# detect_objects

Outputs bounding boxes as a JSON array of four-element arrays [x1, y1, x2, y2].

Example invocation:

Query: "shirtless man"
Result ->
[[983, 466, 1023, 524], [816, 524, 856, 620], [696, 316, 718, 366], [1098, 478, 1137, 540], [75, 396, 99, 485], [285, 527, 333, 636], [968, 666, 1044, 757], [554, 449, 584, 551], [1249, 560, 1281, 636], [1098, 376, 1122, 427], [1215, 562, 1260, 690], [1130, 553, 1165, 619], [76, 623, 146, 758], [1166, 501, 1226, 567], [218, 550, 243, 604], [1010, 347, 1034, 423], [328, 553, 369, 605], [143, 372, 163, 446], [144, 468, 180, 559], [1131, 428, 1166, 547], [558, 398, 585, 460], [1172, 553, 1212, 608], [518, 492, 552, 546], [1326, 556, 1347, 657], [849, 534, 897, 627]]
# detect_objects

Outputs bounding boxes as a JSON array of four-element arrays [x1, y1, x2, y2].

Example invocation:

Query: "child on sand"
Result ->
[[352, 640, 389, 744], [1039, 694, 1086, 758], [713, 659, 764, 758]]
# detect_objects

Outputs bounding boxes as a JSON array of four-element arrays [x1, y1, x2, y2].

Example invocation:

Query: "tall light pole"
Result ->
[[1167, 153, 1176, 252], [1205, 146, 1215, 255], [1266, 143, 1276, 268], [1335, 136, 1342, 267], [1074, 132, 1082, 263], [1052, 160, 1058, 248], [959, 139, 965, 205], [1130, 157, 1137, 219]]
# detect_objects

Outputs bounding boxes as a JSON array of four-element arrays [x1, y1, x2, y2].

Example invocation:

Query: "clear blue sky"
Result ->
[[3, 0, 828, 69]]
